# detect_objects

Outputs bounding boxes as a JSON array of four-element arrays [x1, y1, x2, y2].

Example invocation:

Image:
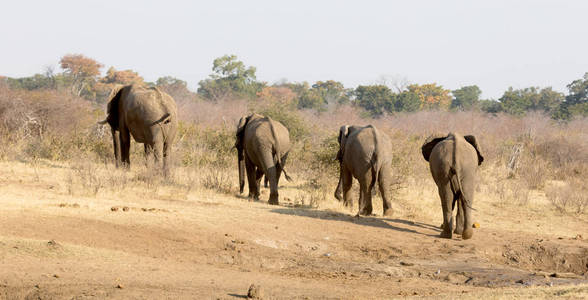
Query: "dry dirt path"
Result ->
[[0, 161, 586, 299]]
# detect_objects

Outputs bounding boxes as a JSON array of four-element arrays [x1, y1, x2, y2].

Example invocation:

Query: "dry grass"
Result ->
[[0, 85, 586, 220]]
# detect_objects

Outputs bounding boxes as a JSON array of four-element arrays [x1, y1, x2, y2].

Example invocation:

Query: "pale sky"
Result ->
[[1, 0, 587, 99]]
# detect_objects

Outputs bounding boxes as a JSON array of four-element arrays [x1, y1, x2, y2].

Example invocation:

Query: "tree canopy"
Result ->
[[2, 53, 587, 121], [451, 85, 481, 110], [197, 55, 264, 101]]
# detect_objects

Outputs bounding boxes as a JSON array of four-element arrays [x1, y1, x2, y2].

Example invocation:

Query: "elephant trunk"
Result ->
[[238, 149, 245, 194]]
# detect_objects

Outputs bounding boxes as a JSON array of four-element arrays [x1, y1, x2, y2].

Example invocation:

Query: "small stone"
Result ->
[[400, 261, 414, 266], [122, 206, 130, 212], [116, 284, 124, 289], [53, 274, 59, 278], [472, 222, 480, 228], [111, 207, 118, 211], [247, 284, 264, 299]]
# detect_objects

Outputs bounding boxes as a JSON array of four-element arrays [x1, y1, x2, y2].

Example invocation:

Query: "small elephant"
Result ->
[[334, 125, 394, 216], [99, 84, 178, 172], [421, 133, 484, 240], [236, 114, 292, 204]]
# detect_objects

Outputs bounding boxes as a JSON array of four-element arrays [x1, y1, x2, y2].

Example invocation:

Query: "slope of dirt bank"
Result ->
[[0, 161, 586, 299]]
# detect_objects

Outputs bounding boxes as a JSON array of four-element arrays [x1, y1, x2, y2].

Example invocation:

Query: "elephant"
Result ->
[[334, 125, 394, 216], [235, 113, 292, 204], [98, 84, 178, 172], [421, 133, 484, 240]]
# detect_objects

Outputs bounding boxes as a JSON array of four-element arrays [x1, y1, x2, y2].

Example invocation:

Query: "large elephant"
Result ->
[[334, 125, 394, 216], [98, 84, 178, 172], [421, 133, 484, 240], [235, 113, 291, 205]]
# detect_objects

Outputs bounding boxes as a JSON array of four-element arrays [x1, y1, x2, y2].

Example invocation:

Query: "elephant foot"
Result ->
[[359, 208, 373, 216], [462, 228, 473, 240], [440, 230, 453, 239], [268, 194, 279, 205], [454, 226, 464, 235], [247, 193, 259, 202], [383, 208, 393, 217]]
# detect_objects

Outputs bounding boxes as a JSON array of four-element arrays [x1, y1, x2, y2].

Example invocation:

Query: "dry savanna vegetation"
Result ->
[[0, 57, 587, 299]]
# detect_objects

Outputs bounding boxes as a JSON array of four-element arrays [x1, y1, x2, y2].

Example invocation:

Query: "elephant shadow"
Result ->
[[270, 208, 440, 236]]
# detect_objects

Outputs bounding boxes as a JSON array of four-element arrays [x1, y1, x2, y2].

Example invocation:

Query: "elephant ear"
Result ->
[[464, 135, 484, 165], [103, 85, 126, 130], [336, 125, 350, 161], [421, 133, 447, 162], [235, 115, 252, 147]]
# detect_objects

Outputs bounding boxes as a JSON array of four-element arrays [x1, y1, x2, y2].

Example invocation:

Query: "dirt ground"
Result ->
[[0, 161, 586, 299]]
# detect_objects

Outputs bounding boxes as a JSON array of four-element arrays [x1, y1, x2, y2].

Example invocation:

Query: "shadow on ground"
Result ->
[[270, 207, 441, 237]]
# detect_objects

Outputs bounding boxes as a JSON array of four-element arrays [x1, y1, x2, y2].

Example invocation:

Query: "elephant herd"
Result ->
[[99, 84, 484, 240]]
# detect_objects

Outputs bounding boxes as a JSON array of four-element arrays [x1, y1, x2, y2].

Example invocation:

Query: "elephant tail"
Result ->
[[449, 134, 476, 212], [367, 125, 380, 189], [267, 117, 292, 182]]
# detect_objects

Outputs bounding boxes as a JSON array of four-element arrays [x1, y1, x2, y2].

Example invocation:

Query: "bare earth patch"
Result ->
[[0, 161, 586, 299]]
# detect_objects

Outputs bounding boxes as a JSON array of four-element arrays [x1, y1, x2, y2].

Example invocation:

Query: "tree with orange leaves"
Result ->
[[59, 54, 103, 96], [101, 67, 144, 85], [406, 83, 452, 110]]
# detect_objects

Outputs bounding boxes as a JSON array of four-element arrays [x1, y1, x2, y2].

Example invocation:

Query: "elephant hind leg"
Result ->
[[245, 156, 259, 201], [341, 167, 353, 208], [438, 183, 454, 239], [378, 164, 393, 216], [454, 192, 465, 235], [460, 181, 475, 240], [120, 126, 131, 168], [255, 169, 264, 194], [358, 174, 374, 216], [163, 140, 171, 175]]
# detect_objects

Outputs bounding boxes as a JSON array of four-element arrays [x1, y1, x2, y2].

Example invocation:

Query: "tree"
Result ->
[[479, 99, 502, 114], [499, 87, 563, 116], [197, 54, 264, 100], [451, 85, 481, 110], [353, 85, 394, 116], [59, 54, 103, 96], [407, 83, 452, 110], [156, 76, 194, 101], [393, 91, 421, 112], [5, 74, 55, 90], [101, 67, 144, 85], [311, 80, 350, 105], [558, 73, 588, 119]]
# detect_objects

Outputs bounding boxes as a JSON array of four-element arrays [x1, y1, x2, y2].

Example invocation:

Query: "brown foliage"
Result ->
[[60, 54, 103, 79]]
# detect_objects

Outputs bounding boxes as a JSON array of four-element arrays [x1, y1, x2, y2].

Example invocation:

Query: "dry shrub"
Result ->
[[1, 83, 586, 217], [546, 178, 587, 214], [177, 98, 247, 128], [201, 166, 235, 194]]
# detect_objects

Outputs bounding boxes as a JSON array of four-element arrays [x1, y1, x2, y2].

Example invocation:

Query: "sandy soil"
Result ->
[[0, 161, 586, 299]]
